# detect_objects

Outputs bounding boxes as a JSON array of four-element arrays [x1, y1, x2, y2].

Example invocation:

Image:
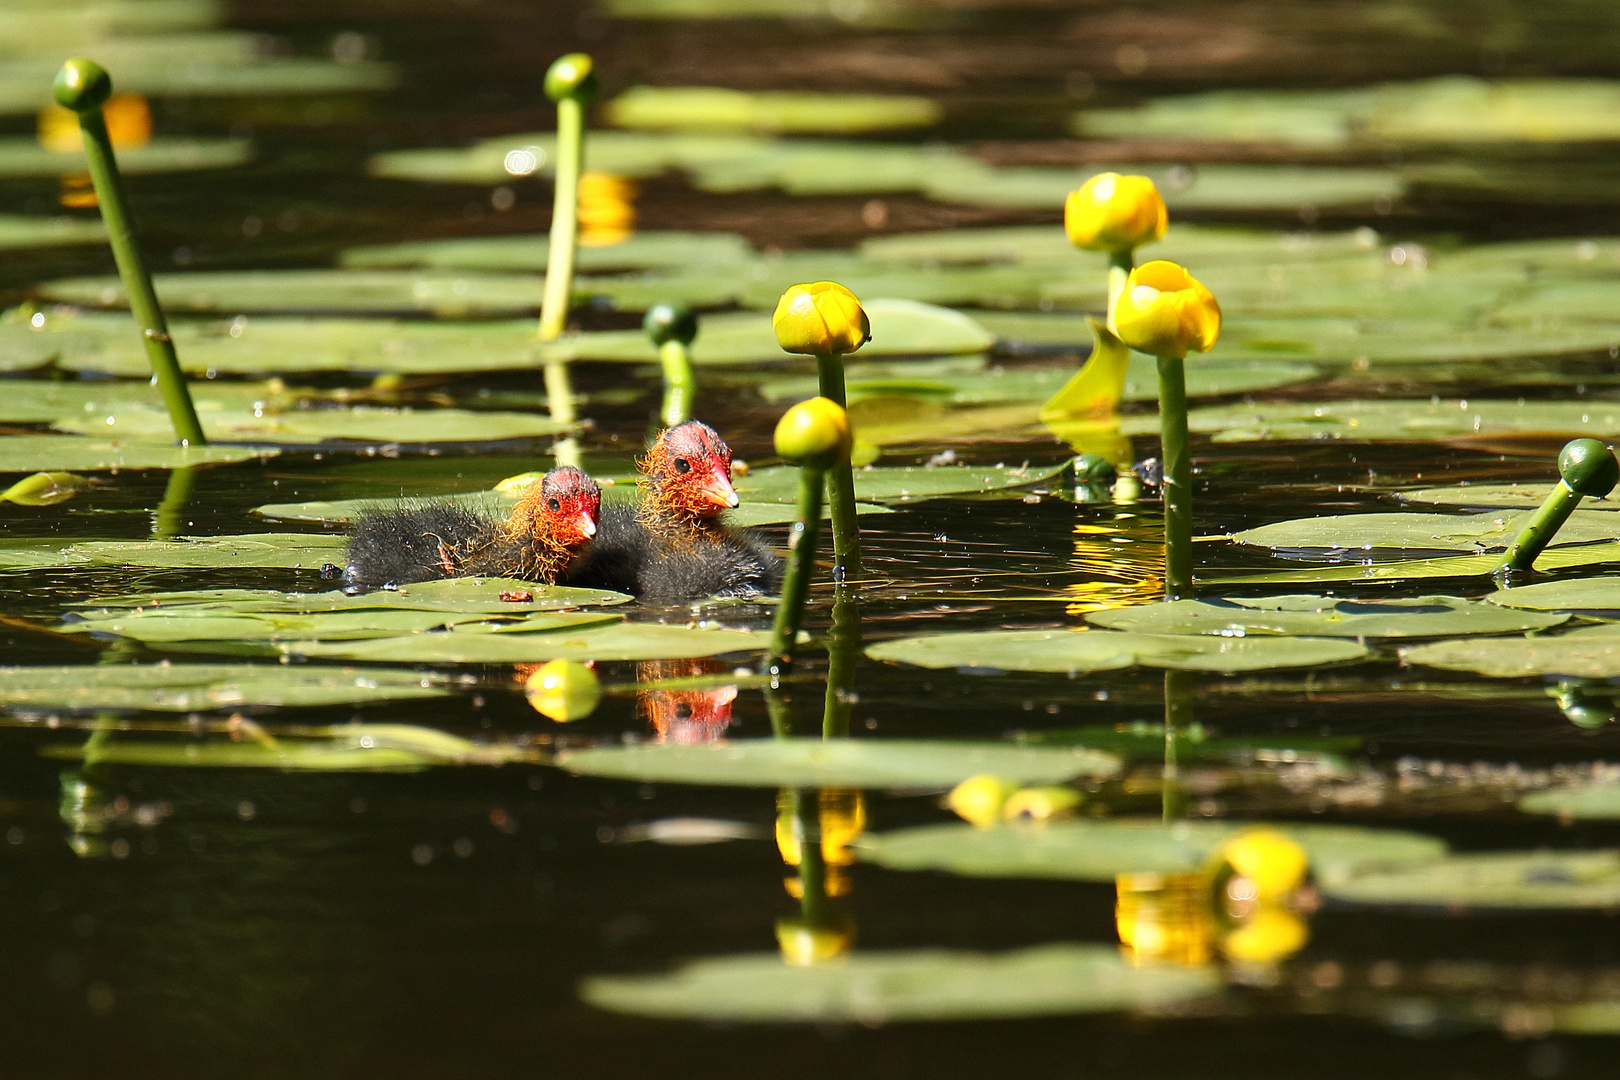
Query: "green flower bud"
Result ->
[[643, 302, 698, 347], [544, 53, 598, 103], [54, 59, 112, 114], [1558, 438, 1619, 498], [773, 397, 850, 469]]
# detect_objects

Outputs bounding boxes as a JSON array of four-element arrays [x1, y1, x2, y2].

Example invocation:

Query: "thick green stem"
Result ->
[[152, 465, 196, 538], [822, 592, 860, 738], [815, 352, 863, 586], [1496, 479, 1580, 579], [76, 110, 205, 445], [658, 339, 695, 426], [1106, 248, 1134, 334], [768, 465, 826, 669], [539, 95, 583, 463], [1162, 669, 1193, 822], [1156, 354, 1194, 600]]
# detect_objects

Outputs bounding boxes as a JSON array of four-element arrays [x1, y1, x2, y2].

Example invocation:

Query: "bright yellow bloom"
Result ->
[[772, 280, 870, 356], [1216, 828, 1308, 901], [774, 396, 851, 468], [1113, 260, 1221, 360], [1064, 172, 1167, 254], [946, 774, 1019, 827], [524, 659, 601, 722]]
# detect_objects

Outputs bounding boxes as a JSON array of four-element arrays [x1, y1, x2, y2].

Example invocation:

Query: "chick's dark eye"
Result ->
[[547, 498, 561, 512], [674, 457, 691, 474]]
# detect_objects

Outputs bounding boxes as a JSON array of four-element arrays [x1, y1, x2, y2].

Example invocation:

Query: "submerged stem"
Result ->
[[1156, 353, 1194, 600]]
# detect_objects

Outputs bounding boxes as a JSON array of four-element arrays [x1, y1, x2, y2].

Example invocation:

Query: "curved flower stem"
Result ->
[[1495, 479, 1581, 581], [821, 591, 860, 738], [1156, 354, 1194, 600], [1106, 248, 1134, 334], [540, 94, 584, 467], [815, 351, 863, 587], [658, 339, 695, 426], [767, 463, 826, 671], [70, 94, 205, 445]]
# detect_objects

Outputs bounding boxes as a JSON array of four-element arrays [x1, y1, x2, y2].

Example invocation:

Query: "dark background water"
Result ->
[[5, 0, 1620, 1076]]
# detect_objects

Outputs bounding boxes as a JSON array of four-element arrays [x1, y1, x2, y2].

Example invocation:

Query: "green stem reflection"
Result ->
[[152, 465, 196, 539], [1162, 669, 1193, 822], [821, 592, 860, 739], [1156, 354, 1194, 600]]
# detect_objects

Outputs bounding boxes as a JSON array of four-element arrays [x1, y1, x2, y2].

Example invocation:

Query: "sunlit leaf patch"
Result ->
[[1402, 624, 1620, 679], [1088, 595, 1565, 638], [866, 629, 1370, 674]]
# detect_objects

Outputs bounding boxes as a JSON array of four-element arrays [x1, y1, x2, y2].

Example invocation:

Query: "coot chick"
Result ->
[[344, 466, 601, 588], [562, 421, 782, 600]]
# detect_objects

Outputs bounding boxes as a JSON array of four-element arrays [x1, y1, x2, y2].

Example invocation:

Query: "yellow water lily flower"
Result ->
[[1215, 828, 1309, 901], [1113, 260, 1222, 359], [772, 281, 870, 355], [1064, 172, 1168, 254]]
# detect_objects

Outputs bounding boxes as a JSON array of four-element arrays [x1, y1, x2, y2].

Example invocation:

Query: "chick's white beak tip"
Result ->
[[579, 516, 597, 538]]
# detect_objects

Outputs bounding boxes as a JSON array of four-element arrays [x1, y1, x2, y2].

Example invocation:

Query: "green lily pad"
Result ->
[[554, 738, 1120, 789], [1211, 540, 1620, 586], [0, 136, 252, 177], [341, 230, 754, 273], [1228, 509, 1620, 554], [1122, 399, 1620, 445], [0, 436, 277, 474], [1488, 576, 1620, 614], [43, 723, 525, 771], [1521, 783, 1620, 820], [581, 943, 1217, 1024], [604, 86, 940, 134], [1026, 723, 1362, 763], [25, 532, 346, 571], [857, 820, 1447, 885], [79, 578, 630, 614], [0, 214, 104, 249], [926, 163, 1404, 213], [1089, 595, 1566, 638], [49, 402, 566, 444], [0, 664, 452, 711], [1395, 483, 1598, 510], [738, 461, 1064, 504], [1322, 850, 1620, 909], [1402, 623, 1620, 679], [866, 629, 1370, 674], [67, 606, 616, 645], [274, 620, 769, 664], [859, 223, 1380, 269]]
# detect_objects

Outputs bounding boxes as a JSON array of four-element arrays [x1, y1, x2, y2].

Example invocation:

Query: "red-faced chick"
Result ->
[[344, 466, 600, 589], [561, 420, 782, 600]]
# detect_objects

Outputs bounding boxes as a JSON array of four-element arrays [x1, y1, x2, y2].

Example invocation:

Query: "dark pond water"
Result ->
[[8, 1, 1620, 1077]]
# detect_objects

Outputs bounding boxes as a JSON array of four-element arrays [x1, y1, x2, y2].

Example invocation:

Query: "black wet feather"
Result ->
[[560, 503, 782, 600], [343, 503, 513, 588]]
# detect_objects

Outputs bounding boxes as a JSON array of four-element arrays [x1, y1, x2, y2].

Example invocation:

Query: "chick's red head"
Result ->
[[644, 420, 739, 519], [514, 466, 601, 549]]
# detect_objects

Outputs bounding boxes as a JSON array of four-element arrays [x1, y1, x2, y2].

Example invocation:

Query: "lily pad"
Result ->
[[581, 943, 1216, 1024], [0, 664, 452, 711], [49, 402, 566, 444], [1487, 576, 1620, 614], [0, 136, 252, 177], [738, 461, 1064, 504], [604, 87, 941, 134], [926, 163, 1404, 213], [1122, 399, 1620, 445], [866, 629, 1370, 674], [44, 723, 524, 771], [1322, 849, 1620, 909], [1395, 483, 1596, 510], [1211, 541, 1620, 586], [1228, 509, 1620, 554], [0, 214, 104, 249], [857, 820, 1447, 885], [554, 738, 1120, 789], [274, 620, 769, 664], [66, 606, 616, 645], [79, 577, 630, 614], [1402, 623, 1620, 679], [341, 230, 754, 273], [0, 436, 277, 474], [11, 532, 347, 572], [1521, 783, 1620, 820], [1089, 595, 1566, 639]]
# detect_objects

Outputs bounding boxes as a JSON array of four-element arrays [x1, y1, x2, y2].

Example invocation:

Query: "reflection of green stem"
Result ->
[[766, 686, 794, 738], [767, 464, 826, 669], [822, 592, 860, 738], [792, 788, 831, 926], [57, 61, 205, 446], [1496, 479, 1580, 578], [659, 339, 695, 426], [1106, 248, 1133, 333], [1162, 670, 1193, 822], [1156, 354, 1194, 600], [815, 352, 863, 587], [152, 465, 196, 538], [540, 93, 584, 468]]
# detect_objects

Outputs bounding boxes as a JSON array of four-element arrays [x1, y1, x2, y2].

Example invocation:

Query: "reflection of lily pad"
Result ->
[[1488, 576, 1620, 614], [582, 943, 1216, 1024], [0, 437, 277, 474], [867, 629, 1370, 674], [555, 738, 1120, 788], [1323, 850, 1620, 909], [0, 664, 452, 711], [1402, 624, 1620, 679], [275, 621, 768, 664], [857, 820, 1446, 885], [1089, 595, 1566, 638]]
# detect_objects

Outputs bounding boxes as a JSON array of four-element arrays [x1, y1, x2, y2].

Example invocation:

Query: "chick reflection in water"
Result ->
[[776, 788, 864, 965], [1116, 828, 1313, 972], [637, 659, 737, 743]]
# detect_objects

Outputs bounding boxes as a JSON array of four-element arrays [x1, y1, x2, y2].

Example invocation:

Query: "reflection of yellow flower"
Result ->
[[1113, 260, 1221, 360], [577, 172, 637, 247], [946, 774, 1019, 827], [776, 916, 855, 966], [772, 281, 870, 355], [1220, 907, 1309, 964], [1115, 871, 1213, 967], [1064, 172, 1167, 254], [776, 789, 866, 867], [1216, 828, 1308, 901], [37, 93, 152, 153]]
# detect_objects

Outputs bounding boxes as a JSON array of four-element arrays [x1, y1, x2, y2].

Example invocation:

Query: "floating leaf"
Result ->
[[1521, 783, 1620, 820], [66, 605, 616, 645], [50, 402, 566, 444], [1394, 483, 1593, 510], [605, 86, 941, 134], [79, 578, 630, 614], [738, 461, 1065, 504], [0, 436, 276, 474], [275, 620, 769, 664], [1402, 623, 1620, 679], [555, 738, 1120, 789], [1322, 850, 1620, 909], [926, 163, 1404, 213], [1089, 595, 1566, 639], [1487, 576, 1620, 614], [857, 820, 1446, 885], [866, 629, 1370, 674], [1211, 541, 1620, 586], [0, 136, 252, 177], [582, 943, 1217, 1024], [11, 532, 348, 572], [0, 214, 104, 249], [341, 230, 754, 273], [43, 723, 526, 771], [0, 471, 87, 506], [1123, 399, 1620, 445], [1228, 509, 1620, 554], [0, 664, 452, 711]]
